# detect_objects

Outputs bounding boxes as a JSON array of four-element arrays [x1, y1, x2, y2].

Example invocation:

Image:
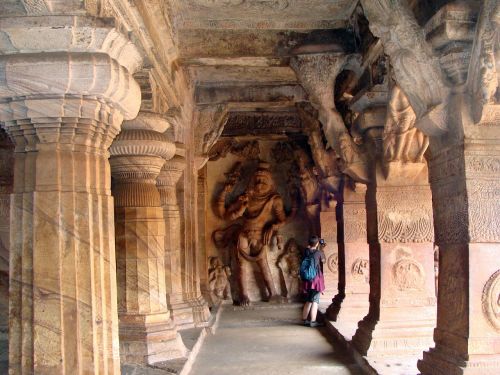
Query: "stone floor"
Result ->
[[189, 303, 363, 375]]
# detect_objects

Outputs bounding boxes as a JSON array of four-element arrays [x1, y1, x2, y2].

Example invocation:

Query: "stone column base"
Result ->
[[189, 296, 211, 327], [169, 301, 196, 330], [418, 347, 500, 375], [119, 313, 187, 365], [353, 308, 435, 357]]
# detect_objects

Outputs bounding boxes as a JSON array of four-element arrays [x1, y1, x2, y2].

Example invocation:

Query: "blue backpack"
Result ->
[[300, 249, 317, 281]]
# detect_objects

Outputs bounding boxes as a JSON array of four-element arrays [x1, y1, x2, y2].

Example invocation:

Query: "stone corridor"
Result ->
[[0, 1, 499, 374], [190, 304, 362, 375]]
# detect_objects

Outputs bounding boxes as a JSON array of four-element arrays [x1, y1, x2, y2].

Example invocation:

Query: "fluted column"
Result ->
[[0, 16, 142, 374], [157, 154, 196, 329], [110, 114, 187, 364]]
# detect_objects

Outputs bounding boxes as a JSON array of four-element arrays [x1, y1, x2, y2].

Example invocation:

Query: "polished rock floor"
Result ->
[[189, 303, 363, 375]]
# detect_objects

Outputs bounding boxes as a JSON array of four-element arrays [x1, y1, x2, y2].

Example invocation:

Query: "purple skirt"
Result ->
[[301, 271, 325, 293]]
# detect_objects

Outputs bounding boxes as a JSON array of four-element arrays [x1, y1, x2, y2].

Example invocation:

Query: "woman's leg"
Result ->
[[302, 302, 312, 320]]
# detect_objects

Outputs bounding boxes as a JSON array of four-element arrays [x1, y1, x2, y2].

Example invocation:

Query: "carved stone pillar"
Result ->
[[197, 167, 212, 307], [0, 16, 142, 373], [352, 165, 436, 357], [418, 134, 500, 374], [319, 210, 339, 305], [328, 183, 370, 339], [0, 130, 13, 368], [157, 154, 196, 329], [110, 114, 187, 364]]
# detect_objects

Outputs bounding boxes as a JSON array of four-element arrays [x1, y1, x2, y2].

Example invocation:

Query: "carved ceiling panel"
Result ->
[[169, 0, 357, 30]]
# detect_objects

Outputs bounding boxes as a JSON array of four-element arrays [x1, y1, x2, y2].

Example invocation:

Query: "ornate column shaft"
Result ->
[[0, 16, 142, 374], [352, 165, 436, 358], [157, 154, 196, 329], [197, 167, 212, 307], [110, 114, 187, 364], [418, 3, 500, 372], [328, 183, 370, 340], [319, 209, 339, 306]]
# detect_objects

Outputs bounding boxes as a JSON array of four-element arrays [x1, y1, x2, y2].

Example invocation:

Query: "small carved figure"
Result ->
[[215, 161, 287, 306], [208, 256, 232, 302], [383, 84, 429, 163], [277, 238, 301, 299]]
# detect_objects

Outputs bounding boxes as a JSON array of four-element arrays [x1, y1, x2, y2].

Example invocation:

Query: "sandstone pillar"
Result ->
[[157, 154, 196, 329], [0, 130, 13, 369], [328, 183, 370, 339], [418, 128, 500, 374], [110, 113, 187, 364], [352, 164, 436, 357], [319, 210, 339, 305], [197, 167, 212, 307], [0, 16, 142, 373]]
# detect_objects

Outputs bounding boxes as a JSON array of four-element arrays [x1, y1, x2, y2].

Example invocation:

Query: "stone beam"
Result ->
[[194, 84, 306, 105]]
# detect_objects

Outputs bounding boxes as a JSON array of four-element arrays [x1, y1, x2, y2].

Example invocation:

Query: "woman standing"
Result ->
[[301, 236, 326, 327]]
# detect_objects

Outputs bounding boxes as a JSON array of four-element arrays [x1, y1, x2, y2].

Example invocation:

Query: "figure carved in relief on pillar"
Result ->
[[215, 162, 286, 306], [383, 83, 429, 163], [294, 148, 322, 235], [208, 256, 231, 303], [277, 238, 301, 300]]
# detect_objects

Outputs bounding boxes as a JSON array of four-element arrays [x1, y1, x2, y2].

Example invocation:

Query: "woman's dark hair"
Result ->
[[308, 236, 319, 247]]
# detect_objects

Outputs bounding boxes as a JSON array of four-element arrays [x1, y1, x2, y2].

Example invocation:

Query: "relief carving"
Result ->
[[361, 0, 448, 132], [209, 139, 261, 161], [468, 182, 500, 242], [213, 161, 288, 306], [194, 105, 229, 162], [351, 258, 369, 283], [193, 0, 288, 10], [467, 0, 500, 124], [327, 254, 339, 274], [482, 269, 500, 331], [377, 188, 434, 243], [383, 83, 429, 165], [276, 238, 301, 299], [392, 247, 425, 292], [339, 132, 370, 184], [343, 206, 367, 243], [208, 256, 232, 302]]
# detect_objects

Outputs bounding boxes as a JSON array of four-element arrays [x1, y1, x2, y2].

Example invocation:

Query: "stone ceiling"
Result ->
[[167, 0, 359, 123]]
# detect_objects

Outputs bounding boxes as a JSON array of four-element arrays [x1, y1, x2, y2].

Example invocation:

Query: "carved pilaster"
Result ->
[[157, 154, 196, 329], [110, 113, 186, 365], [0, 15, 142, 374]]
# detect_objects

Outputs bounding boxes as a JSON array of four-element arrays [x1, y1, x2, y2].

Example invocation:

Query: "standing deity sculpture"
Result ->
[[214, 162, 287, 306]]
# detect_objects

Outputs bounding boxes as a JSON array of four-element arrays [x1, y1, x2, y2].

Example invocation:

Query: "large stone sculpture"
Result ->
[[215, 162, 287, 305]]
